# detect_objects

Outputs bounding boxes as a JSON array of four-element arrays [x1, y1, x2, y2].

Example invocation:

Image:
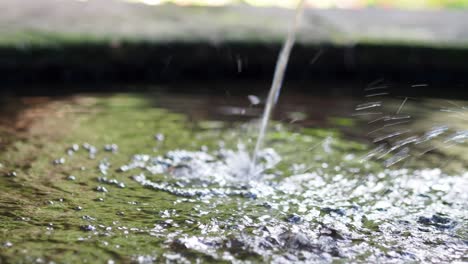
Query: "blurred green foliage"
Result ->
[[364, 0, 468, 9], [132, 0, 468, 9]]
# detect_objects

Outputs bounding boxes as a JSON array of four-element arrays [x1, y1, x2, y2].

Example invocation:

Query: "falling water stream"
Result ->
[[249, 0, 306, 177]]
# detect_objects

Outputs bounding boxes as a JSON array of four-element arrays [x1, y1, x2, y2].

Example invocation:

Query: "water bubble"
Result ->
[[71, 144, 80, 151], [80, 225, 96, 232], [154, 133, 165, 142], [98, 176, 125, 188], [104, 144, 118, 153], [82, 215, 96, 221], [118, 165, 129, 172], [67, 144, 80, 155], [98, 159, 110, 175], [3, 241, 13, 248], [95, 186, 109, 193], [67, 175, 76, 181], [83, 143, 98, 159], [53, 158, 66, 165], [133, 255, 157, 264]]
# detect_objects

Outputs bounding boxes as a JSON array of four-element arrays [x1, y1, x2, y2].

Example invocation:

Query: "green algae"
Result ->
[[0, 94, 380, 263], [1, 94, 466, 263]]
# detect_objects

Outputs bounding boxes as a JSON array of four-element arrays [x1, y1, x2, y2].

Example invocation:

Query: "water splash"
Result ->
[[355, 89, 468, 168], [117, 145, 467, 263], [127, 146, 281, 197], [249, 0, 306, 179]]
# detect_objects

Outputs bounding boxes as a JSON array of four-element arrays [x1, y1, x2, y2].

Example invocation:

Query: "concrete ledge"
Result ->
[[1, 0, 468, 94], [2, 0, 468, 47]]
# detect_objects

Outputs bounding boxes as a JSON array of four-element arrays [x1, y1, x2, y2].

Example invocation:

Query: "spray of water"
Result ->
[[249, 0, 306, 178], [356, 84, 468, 168]]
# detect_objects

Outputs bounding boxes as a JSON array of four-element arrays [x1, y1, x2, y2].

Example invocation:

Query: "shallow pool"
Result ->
[[0, 87, 466, 263]]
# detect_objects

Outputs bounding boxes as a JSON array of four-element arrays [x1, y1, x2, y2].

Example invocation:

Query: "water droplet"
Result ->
[[82, 215, 96, 221], [95, 186, 108, 193], [52, 158, 66, 165], [248, 95, 261, 105], [104, 144, 118, 153], [80, 225, 96, 232], [154, 133, 165, 142], [3, 241, 13, 248], [67, 175, 76, 181]]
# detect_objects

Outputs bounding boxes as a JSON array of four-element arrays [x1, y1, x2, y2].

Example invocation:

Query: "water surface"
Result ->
[[0, 87, 466, 263]]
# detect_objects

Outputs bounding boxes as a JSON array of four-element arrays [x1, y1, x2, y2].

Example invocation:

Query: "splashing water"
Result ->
[[81, 142, 468, 263], [2, 95, 468, 263], [355, 87, 468, 169], [249, 0, 306, 179]]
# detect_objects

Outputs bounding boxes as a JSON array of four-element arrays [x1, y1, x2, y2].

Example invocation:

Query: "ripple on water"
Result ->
[[115, 146, 467, 263]]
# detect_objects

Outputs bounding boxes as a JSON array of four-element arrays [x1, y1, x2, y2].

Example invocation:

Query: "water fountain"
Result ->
[[0, 1, 467, 263]]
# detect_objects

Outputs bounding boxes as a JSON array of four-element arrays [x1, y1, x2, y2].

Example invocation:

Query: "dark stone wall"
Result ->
[[1, 42, 467, 98]]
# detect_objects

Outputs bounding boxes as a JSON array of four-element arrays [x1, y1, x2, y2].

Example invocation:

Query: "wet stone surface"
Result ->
[[0, 95, 466, 263]]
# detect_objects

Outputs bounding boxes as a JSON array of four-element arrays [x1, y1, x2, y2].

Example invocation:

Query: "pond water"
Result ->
[[0, 86, 466, 263]]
